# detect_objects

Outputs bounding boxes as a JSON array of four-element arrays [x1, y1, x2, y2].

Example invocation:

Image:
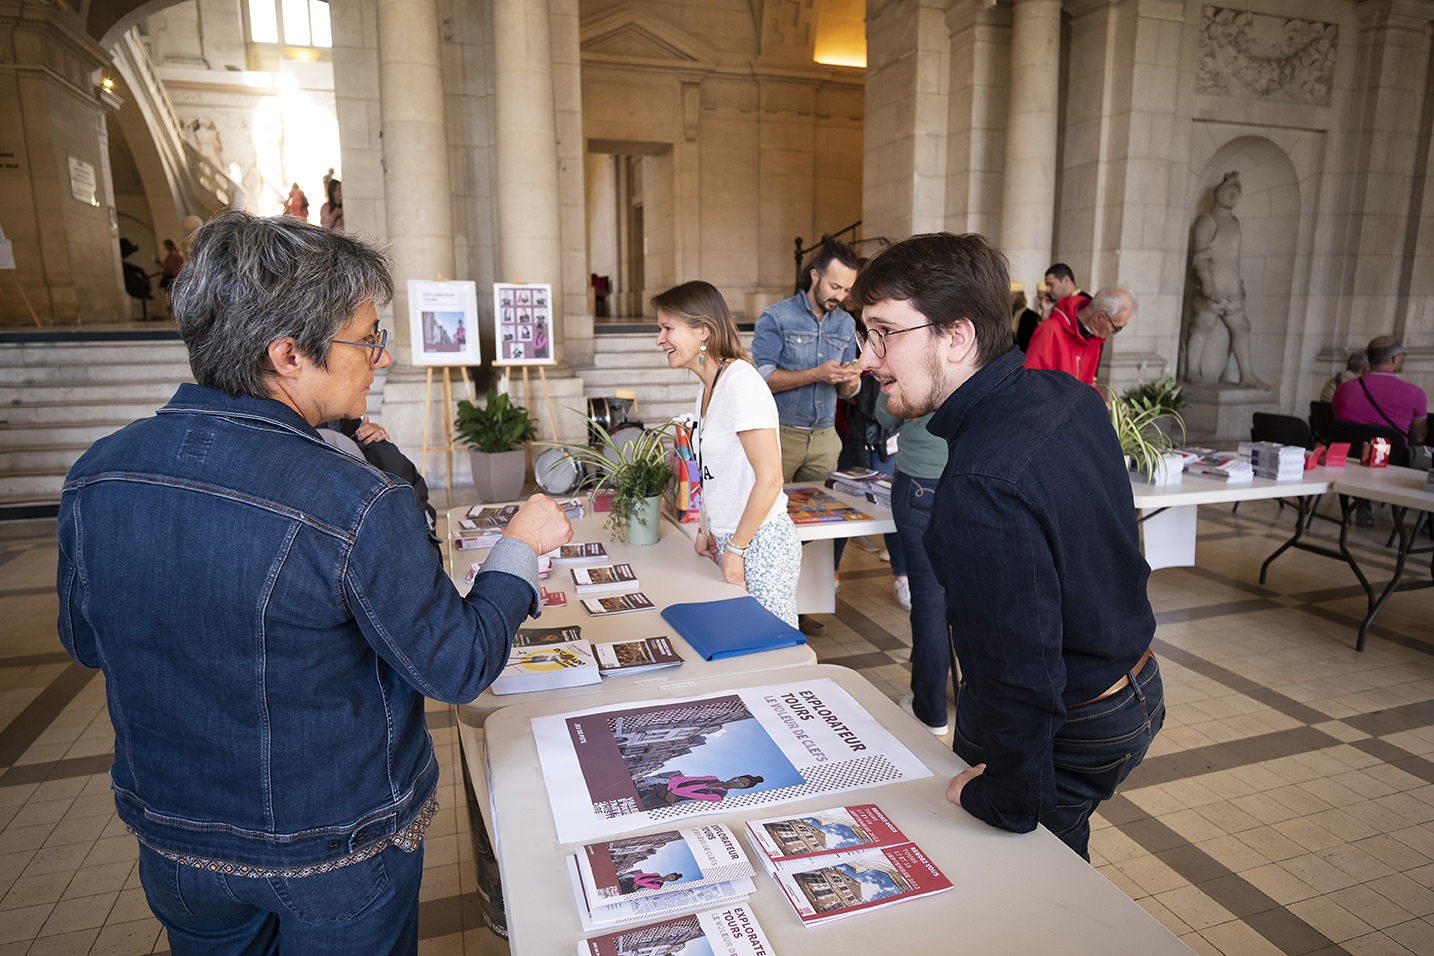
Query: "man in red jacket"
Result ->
[[1023, 287, 1136, 386]]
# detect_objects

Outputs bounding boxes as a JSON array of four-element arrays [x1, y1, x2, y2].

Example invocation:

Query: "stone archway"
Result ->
[[1180, 135, 1301, 389]]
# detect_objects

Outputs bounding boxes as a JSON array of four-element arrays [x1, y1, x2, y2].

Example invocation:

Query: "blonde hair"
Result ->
[[651, 281, 748, 363]]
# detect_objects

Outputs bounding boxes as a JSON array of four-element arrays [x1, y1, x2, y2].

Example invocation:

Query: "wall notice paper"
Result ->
[[493, 282, 555, 365], [532, 678, 932, 844]]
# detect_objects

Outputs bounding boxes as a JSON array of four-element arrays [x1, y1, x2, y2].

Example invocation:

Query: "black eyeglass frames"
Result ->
[[858, 322, 939, 359]]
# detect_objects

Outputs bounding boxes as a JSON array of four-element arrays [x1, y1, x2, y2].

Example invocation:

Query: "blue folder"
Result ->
[[660, 596, 807, 661]]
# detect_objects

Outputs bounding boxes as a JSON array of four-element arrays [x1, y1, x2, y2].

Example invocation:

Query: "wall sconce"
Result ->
[[97, 75, 124, 112]]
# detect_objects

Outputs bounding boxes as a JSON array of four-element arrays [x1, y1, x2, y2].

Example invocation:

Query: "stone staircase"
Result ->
[[0, 338, 195, 510], [581, 330, 757, 426]]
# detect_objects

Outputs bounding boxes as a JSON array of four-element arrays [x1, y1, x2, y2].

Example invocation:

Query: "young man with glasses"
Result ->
[[58, 210, 572, 952], [852, 233, 1162, 861], [1023, 286, 1136, 386]]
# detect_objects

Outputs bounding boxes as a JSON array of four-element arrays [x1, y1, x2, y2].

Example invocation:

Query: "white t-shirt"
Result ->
[[695, 359, 788, 536]]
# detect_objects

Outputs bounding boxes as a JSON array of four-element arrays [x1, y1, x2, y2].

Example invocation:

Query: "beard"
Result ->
[[883, 347, 947, 419]]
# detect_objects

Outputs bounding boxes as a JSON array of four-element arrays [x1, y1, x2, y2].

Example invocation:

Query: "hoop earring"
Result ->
[[699, 344, 706, 368]]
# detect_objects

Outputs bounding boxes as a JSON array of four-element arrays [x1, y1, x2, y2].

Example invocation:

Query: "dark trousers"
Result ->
[[953, 657, 1165, 860], [891, 471, 948, 726]]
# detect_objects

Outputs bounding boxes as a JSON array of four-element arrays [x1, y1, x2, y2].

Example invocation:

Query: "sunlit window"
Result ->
[[814, 0, 866, 68], [246, 0, 332, 49]]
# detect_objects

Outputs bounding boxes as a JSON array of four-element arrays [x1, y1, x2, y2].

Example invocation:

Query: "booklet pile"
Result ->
[[579, 904, 774, 956], [592, 636, 683, 676], [571, 564, 640, 594], [491, 626, 601, 696], [1180, 448, 1254, 482], [453, 504, 515, 550], [1238, 441, 1306, 481], [825, 469, 892, 508], [744, 804, 952, 925], [568, 824, 757, 932]]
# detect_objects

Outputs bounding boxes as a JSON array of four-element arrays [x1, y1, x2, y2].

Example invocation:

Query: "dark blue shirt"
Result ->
[[924, 350, 1154, 834]]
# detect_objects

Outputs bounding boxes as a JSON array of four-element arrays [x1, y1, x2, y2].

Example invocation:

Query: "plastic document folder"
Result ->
[[659, 596, 806, 661]]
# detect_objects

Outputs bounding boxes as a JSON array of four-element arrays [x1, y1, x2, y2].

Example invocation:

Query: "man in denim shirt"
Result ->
[[57, 212, 572, 953], [853, 233, 1162, 861], [751, 236, 862, 481]]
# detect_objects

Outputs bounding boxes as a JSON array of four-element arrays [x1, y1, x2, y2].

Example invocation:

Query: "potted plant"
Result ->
[[545, 415, 675, 544], [455, 389, 538, 502], [1104, 386, 1186, 486], [1123, 377, 1186, 442]]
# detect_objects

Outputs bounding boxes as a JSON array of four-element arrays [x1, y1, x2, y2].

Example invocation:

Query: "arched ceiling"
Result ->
[[87, 0, 192, 49]]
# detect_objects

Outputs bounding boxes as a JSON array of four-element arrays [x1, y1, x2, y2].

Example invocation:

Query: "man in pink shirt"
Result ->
[[1332, 336, 1427, 447]]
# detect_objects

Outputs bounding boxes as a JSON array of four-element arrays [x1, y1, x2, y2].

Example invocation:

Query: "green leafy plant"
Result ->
[[1102, 386, 1185, 476], [454, 389, 538, 454], [1122, 377, 1186, 419], [544, 414, 676, 540]]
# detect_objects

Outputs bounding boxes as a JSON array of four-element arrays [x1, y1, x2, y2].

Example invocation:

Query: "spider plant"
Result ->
[[1103, 386, 1186, 477], [542, 414, 676, 540]]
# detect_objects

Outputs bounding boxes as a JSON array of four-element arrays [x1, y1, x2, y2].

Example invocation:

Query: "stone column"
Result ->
[[377, 0, 454, 363], [494, 0, 566, 365], [998, 0, 1061, 289]]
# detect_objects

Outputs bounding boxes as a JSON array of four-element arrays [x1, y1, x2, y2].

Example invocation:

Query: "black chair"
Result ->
[[1309, 401, 1337, 445], [1251, 413, 1313, 449]]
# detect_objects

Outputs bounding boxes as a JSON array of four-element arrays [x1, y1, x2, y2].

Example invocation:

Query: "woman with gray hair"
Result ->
[[58, 210, 571, 953]]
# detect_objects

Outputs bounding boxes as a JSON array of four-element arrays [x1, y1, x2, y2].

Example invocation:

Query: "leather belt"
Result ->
[[1073, 646, 1154, 708]]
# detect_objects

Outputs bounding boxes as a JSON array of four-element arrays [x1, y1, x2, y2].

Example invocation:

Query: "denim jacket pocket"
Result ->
[[782, 331, 817, 368]]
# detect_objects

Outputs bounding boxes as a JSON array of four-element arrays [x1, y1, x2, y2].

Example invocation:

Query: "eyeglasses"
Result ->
[[330, 329, 388, 366], [858, 322, 939, 359]]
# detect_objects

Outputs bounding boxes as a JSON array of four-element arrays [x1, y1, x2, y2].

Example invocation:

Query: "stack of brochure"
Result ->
[[592, 636, 684, 676], [568, 825, 757, 932], [578, 905, 774, 956], [491, 626, 601, 696], [552, 543, 608, 565], [825, 469, 892, 507], [744, 804, 952, 925], [1185, 453, 1254, 482], [580, 593, 656, 616], [571, 564, 639, 594], [1238, 441, 1306, 481]]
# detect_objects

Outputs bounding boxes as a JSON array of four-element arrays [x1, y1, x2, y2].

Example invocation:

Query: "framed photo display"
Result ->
[[407, 279, 481, 367], [492, 282, 555, 365]]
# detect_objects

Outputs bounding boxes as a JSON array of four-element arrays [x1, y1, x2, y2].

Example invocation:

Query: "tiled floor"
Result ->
[[3, 490, 1433, 954]]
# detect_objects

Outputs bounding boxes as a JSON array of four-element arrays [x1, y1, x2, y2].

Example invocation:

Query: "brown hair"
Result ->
[[650, 281, 748, 363], [852, 232, 1013, 369]]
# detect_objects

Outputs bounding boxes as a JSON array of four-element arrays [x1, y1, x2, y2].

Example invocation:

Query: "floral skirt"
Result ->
[[715, 512, 801, 628]]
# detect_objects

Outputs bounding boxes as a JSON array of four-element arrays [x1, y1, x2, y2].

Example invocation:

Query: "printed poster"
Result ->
[[492, 282, 555, 365], [407, 279, 481, 366], [531, 678, 932, 843]]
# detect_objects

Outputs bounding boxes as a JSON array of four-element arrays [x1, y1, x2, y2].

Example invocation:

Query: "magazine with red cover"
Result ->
[[743, 805, 907, 865], [768, 842, 952, 925]]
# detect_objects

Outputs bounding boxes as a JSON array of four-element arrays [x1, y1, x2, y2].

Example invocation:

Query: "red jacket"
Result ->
[[1023, 294, 1101, 385]]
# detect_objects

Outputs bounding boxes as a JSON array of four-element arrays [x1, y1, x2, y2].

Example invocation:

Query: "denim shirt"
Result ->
[[57, 384, 538, 872], [924, 350, 1154, 835], [751, 293, 857, 429]]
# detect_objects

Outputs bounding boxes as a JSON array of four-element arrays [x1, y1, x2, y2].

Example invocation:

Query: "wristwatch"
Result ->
[[725, 540, 750, 557]]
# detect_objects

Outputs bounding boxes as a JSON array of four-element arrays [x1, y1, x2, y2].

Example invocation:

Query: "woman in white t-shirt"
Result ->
[[653, 281, 801, 625]]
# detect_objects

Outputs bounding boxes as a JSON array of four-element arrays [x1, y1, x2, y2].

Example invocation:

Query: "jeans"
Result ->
[[137, 841, 423, 956], [891, 471, 947, 726], [833, 439, 904, 575], [953, 656, 1165, 861]]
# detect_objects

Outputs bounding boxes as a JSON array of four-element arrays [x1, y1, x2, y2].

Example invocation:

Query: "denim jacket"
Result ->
[[57, 384, 538, 873], [751, 293, 857, 429], [925, 350, 1154, 835]]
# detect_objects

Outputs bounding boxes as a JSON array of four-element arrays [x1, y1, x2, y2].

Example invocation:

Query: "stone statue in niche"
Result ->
[[1182, 171, 1270, 389]]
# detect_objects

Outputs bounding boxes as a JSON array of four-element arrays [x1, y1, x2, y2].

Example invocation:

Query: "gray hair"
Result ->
[[1088, 287, 1136, 322], [172, 210, 393, 398]]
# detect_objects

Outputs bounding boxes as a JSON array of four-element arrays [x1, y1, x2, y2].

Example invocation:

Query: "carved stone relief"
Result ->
[[1197, 7, 1337, 106]]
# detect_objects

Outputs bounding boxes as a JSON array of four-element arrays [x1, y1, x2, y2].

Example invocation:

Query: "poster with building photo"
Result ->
[[492, 282, 554, 365], [407, 279, 480, 366], [531, 678, 933, 844]]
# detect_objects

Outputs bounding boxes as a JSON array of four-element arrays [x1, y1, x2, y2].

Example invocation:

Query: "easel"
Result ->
[[418, 364, 475, 490], [515, 364, 561, 446]]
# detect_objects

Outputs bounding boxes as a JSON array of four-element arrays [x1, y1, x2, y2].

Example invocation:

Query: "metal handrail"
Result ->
[[793, 222, 891, 292]]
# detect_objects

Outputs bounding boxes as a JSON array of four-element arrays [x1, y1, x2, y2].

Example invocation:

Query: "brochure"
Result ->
[[785, 487, 870, 525], [554, 542, 609, 565], [581, 593, 656, 617], [531, 678, 932, 843], [577, 904, 774, 956], [593, 636, 684, 676], [577, 825, 753, 905], [744, 805, 907, 865], [572, 564, 640, 594], [767, 843, 951, 925], [467, 504, 518, 521], [567, 857, 755, 932], [454, 534, 501, 551], [541, 587, 569, 608], [492, 626, 601, 696]]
